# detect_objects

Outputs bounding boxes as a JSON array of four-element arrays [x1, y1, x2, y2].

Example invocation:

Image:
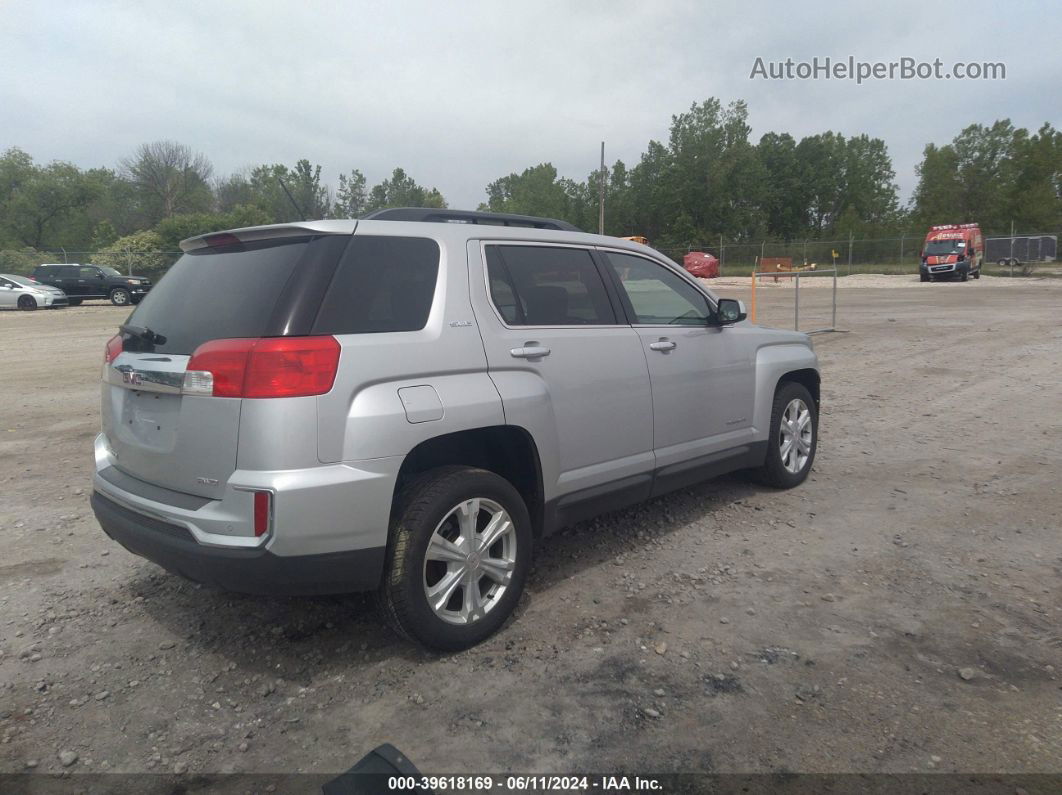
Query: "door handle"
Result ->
[[510, 345, 551, 359], [649, 339, 677, 352]]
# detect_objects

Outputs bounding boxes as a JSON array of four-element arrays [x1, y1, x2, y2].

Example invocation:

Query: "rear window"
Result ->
[[311, 236, 439, 334], [126, 237, 317, 354]]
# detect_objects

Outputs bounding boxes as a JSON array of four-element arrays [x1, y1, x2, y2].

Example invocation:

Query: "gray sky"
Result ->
[[2, 0, 1058, 211]]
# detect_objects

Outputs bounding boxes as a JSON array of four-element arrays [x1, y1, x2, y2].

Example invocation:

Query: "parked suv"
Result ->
[[91, 209, 820, 650], [32, 263, 152, 305]]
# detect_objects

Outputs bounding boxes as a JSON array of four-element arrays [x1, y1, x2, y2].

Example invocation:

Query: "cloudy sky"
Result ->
[[2, 0, 1058, 210]]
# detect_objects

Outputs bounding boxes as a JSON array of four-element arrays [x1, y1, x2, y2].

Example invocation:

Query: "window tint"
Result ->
[[313, 236, 439, 334], [79, 266, 100, 278], [486, 245, 615, 326], [604, 252, 711, 325], [127, 237, 317, 354]]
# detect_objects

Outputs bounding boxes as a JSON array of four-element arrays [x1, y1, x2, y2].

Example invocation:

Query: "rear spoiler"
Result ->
[[180, 220, 357, 252]]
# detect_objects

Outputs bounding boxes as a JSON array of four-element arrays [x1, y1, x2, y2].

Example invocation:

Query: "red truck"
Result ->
[[919, 224, 983, 282]]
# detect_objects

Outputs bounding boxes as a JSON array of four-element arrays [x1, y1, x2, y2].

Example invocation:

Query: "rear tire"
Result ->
[[379, 466, 532, 651], [67, 298, 82, 306], [17, 295, 37, 311], [973, 269, 980, 280], [109, 288, 131, 306], [751, 382, 817, 489]]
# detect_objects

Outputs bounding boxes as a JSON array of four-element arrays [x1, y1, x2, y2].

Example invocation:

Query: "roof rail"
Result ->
[[361, 207, 581, 232]]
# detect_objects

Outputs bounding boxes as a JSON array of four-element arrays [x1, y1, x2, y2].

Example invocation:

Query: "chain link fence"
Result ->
[[655, 231, 1060, 278]]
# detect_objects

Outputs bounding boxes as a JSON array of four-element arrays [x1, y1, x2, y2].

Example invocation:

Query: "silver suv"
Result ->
[[91, 209, 819, 650]]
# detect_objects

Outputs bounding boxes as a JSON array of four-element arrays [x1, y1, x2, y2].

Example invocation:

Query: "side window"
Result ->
[[604, 252, 711, 326], [312, 236, 439, 334], [485, 245, 616, 326], [79, 266, 100, 279]]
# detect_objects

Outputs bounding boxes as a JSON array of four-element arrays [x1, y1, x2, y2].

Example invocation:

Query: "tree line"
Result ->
[[1, 97, 1059, 267]]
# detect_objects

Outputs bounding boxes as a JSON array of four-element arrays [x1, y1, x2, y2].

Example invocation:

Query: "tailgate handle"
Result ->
[[510, 345, 551, 359]]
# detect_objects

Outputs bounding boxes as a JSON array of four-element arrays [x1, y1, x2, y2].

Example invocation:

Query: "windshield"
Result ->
[[4, 275, 40, 287], [925, 239, 966, 256]]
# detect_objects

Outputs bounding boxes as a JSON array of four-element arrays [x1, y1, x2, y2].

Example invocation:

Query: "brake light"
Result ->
[[253, 490, 271, 537], [204, 233, 243, 248], [184, 336, 341, 398], [104, 334, 122, 364]]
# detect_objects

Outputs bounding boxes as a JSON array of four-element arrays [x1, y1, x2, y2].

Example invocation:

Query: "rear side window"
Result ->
[[485, 245, 616, 326], [126, 237, 317, 354], [312, 236, 439, 334]]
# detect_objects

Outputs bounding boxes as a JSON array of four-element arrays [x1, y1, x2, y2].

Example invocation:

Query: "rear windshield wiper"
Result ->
[[120, 324, 168, 346]]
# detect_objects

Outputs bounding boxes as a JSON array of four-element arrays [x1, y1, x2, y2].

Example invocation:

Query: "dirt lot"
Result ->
[[1, 279, 1060, 783]]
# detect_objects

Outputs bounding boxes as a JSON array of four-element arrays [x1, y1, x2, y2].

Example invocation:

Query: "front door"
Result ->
[[470, 241, 654, 514], [598, 250, 756, 484]]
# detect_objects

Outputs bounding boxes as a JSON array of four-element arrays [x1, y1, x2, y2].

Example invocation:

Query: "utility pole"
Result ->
[[598, 142, 605, 235]]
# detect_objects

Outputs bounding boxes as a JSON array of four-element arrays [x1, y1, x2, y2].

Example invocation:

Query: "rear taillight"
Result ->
[[104, 334, 122, 364], [184, 336, 341, 399], [253, 490, 271, 537]]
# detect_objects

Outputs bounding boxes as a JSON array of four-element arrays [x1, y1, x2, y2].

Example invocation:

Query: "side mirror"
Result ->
[[711, 298, 746, 326]]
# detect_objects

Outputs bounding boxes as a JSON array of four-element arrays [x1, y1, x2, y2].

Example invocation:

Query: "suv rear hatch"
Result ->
[[101, 232, 351, 499]]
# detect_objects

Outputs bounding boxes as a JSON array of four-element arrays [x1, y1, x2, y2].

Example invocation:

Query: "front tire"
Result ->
[[919, 274, 929, 282], [380, 466, 532, 651], [752, 382, 817, 489], [109, 288, 131, 306], [17, 295, 38, 311]]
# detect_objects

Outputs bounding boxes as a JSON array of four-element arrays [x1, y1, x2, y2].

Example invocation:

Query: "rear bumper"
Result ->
[[92, 491, 385, 595]]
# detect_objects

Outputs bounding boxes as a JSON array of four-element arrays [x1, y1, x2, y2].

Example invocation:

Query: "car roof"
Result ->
[[179, 216, 664, 261]]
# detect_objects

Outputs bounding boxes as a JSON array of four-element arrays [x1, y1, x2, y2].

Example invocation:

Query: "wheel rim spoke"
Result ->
[[426, 568, 464, 612], [477, 511, 511, 552], [426, 535, 466, 564], [480, 556, 514, 584]]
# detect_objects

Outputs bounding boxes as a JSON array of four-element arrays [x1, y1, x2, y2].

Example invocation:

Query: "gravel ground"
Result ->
[[1, 284, 1060, 782]]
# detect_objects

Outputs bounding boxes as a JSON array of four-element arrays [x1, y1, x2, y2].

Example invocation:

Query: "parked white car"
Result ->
[[0, 274, 69, 310]]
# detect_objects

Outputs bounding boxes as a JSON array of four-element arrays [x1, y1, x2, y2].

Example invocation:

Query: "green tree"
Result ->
[[365, 167, 447, 212], [333, 169, 368, 218], [93, 230, 168, 275], [0, 150, 102, 249], [911, 142, 962, 227], [482, 163, 573, 219]]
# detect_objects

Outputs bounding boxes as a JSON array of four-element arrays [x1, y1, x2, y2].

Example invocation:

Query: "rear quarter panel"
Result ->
[[315, 230, 505, 464]]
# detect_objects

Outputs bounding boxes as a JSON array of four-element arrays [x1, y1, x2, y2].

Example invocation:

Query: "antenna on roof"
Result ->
[[277, 176, 307, 221]]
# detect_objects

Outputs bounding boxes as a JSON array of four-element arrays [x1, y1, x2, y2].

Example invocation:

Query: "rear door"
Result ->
[[599, 250, 756, 477], [470, 242, 654, 505], [101, 234, 348, 499]]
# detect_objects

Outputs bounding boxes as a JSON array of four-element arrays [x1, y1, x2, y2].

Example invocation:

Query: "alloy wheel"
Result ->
[[779, 398, 813, 474], [422, 498, 516, 625]]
